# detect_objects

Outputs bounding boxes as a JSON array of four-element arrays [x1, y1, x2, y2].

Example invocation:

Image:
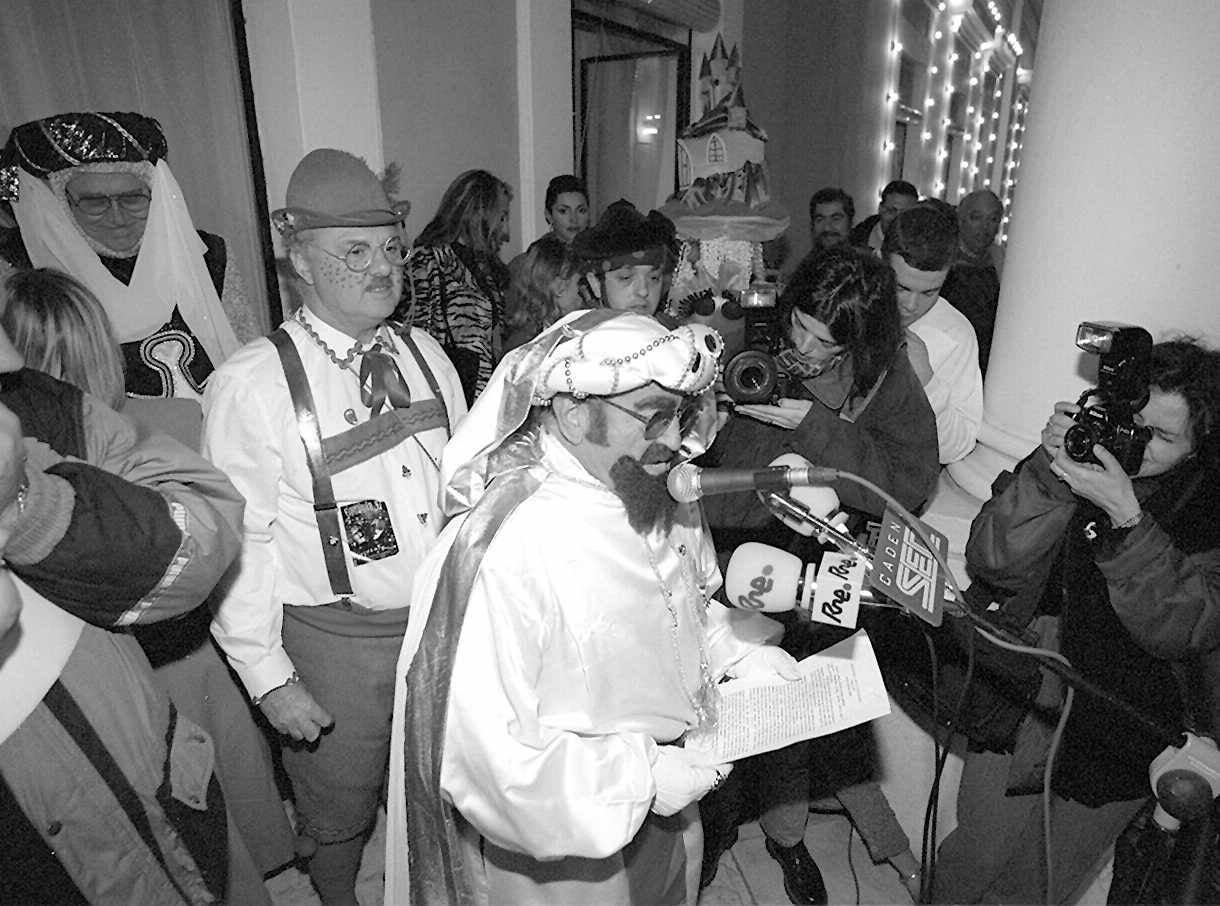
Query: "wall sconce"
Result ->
[[637, 112, 661, 143]]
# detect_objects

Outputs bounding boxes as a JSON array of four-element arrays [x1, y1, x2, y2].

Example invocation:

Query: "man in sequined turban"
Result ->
[[383, 309, 801, 906], [0, 111, 252, 400]]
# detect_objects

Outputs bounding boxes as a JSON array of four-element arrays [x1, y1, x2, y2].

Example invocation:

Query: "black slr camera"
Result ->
[[1062, 321, 1153, 475], [721, 283, 788, 404]]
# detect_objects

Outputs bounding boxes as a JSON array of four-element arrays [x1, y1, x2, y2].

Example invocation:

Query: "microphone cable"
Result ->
[[800, 466, 1074, 905], [969, 623, 1076, 906]]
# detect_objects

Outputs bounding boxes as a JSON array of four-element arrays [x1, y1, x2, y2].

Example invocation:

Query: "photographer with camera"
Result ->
[[699, 248, 938, 902], [707, 246, 939, 531], [932, 335, 1220, 904]]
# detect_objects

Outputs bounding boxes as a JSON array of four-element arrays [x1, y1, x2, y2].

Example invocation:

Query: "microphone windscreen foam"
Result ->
[[724, 542, 803, 612]]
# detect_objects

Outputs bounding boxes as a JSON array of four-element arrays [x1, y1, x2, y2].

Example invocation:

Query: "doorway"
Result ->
[[573, 11, 689, 218]]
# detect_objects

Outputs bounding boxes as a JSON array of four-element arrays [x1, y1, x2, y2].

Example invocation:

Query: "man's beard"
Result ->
[[814, 231, 847, 251], [609, 444, 680, 535]]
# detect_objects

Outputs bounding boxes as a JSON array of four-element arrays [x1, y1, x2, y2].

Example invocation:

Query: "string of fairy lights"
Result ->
[[879, 0, 1028, 244]]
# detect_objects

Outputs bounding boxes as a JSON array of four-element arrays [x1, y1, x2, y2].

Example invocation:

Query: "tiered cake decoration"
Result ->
[[660, 33, 789, 325]]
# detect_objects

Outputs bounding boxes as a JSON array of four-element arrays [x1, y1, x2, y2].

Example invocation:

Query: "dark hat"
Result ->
[[271, 149, 409, 234], [571, 200, 674, 271], [0, 111, 168, 201]]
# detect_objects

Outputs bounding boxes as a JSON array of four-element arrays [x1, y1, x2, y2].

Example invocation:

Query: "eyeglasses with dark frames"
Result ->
[[312, 236, 410, 273], [598, 396, 700, 440], [66, 190, 152, 218]]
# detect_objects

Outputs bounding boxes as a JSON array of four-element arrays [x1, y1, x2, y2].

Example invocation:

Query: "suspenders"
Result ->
[[270, 323, 451, 599]]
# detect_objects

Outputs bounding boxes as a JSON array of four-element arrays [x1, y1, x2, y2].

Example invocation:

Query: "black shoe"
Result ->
[[765, 837, 828, 906]]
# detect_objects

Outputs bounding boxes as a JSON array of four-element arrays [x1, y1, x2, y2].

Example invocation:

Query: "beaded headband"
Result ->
[[530, 313, 723, 403]]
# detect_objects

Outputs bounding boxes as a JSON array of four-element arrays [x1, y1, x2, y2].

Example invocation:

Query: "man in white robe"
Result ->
[[385, 309, 800, 905]]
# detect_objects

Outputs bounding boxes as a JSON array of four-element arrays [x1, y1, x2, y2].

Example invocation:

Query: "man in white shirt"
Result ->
[[203, 149, 466, 905], [384, 310, 799, 905], [884, 204, 983, 464]]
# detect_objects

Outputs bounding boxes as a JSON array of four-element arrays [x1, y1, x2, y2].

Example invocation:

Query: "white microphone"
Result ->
[[725, 542, 817, 613], [724, 542, 889, 615], [667, 461, 839, 503]]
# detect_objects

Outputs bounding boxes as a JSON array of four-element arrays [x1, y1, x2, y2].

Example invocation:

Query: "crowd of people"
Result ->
[[0, 106, 1216, 906]]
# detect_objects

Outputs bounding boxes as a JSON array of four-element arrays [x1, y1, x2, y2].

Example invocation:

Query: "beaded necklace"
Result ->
[[644, 536, 718, 730], [295, 309, 379, 371]]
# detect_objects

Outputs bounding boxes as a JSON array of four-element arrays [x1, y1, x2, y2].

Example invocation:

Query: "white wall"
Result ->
[[516, 0, 575, 247], [241, 0, 383, 223], [370, 0, 521, 254]]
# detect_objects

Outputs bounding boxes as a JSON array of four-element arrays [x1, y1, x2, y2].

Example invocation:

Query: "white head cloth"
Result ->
[[441, 309, 724, 514], [11, 161, 239, 369]]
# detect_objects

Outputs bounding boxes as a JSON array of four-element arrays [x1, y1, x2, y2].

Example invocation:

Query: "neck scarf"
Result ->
[[12, 162, 239, 369]]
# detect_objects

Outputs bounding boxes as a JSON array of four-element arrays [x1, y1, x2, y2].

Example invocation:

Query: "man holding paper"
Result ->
[[386, 309, 800, 906]]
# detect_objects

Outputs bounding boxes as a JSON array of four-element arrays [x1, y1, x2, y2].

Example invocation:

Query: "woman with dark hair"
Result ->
[[398, 169, 512, 402], [502, 235, 584, 351], [706, 246, 939, 527], [540, 174, 589, 245], [934, 337, 1220, 904], [698, 247, 939, 901]]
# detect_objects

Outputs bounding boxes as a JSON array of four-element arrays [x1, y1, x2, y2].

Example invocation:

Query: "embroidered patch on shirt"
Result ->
[[341, 499, 399, 565]]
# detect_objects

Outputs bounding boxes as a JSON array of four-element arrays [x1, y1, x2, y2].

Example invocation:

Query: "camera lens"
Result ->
[[723, 348, 778, 404], [1062, 423, 1098, 463]]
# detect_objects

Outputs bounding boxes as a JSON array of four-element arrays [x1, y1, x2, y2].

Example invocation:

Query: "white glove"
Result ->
[[727, 644, 802, 681], [651, 745, 732, 817]]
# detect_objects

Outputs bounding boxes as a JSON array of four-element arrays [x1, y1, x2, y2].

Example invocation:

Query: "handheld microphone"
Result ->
[[667, 461, 839, 503]]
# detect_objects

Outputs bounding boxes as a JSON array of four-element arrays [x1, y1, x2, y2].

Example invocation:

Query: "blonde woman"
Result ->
[[1, 268, 125, 409], [0, 266, 295, 901]]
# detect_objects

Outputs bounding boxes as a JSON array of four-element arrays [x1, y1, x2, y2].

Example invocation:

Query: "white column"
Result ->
[[515, 0, 574, 250], [881, 0, 1220, 870], [241, 0, 383, 225], [950, 0, 1220, 505]]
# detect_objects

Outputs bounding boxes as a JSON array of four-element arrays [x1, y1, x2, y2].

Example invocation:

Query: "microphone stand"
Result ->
[[757, 471, 1211, 903], [763, 490, 1183, 747]]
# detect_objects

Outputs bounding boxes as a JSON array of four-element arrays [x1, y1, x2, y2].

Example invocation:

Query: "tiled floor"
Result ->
[[265, 804, 913, 906]]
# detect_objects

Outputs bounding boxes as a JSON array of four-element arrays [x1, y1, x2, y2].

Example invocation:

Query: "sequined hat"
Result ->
[[0, 111, 168, 201], [272, 149, 409, 234], [571, 200, 675, 272], [439, 308, 724, 513]]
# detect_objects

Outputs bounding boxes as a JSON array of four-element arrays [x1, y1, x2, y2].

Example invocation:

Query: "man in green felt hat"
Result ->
[[204, 148, 467, 905]]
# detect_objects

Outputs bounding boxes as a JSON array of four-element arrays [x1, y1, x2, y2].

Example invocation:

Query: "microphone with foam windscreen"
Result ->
[[666, 461, 839, 503], [724, 542, 890, 624]]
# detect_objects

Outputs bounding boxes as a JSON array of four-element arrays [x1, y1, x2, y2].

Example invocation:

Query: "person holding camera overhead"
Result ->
[[698, 247, 939, 903], [932, 334, 1220, 904]]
